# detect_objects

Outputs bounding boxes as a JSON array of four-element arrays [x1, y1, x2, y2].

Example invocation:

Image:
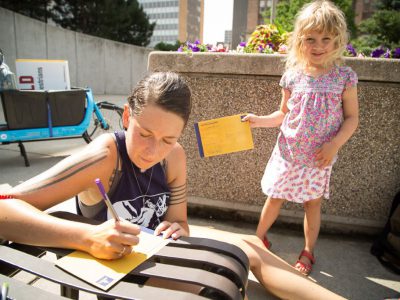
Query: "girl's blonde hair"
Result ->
[[285, 0, 348, 70]]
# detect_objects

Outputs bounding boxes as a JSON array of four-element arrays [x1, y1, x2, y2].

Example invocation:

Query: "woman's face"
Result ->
[[123, 103, 185, 170]]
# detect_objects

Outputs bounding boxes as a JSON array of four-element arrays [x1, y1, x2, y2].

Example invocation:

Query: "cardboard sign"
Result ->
[[194, 114, 254, 157], [16, 59, 70, 90]]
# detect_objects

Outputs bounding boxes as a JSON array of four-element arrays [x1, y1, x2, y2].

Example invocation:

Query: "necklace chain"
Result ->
[[131, 162, 154, 196]]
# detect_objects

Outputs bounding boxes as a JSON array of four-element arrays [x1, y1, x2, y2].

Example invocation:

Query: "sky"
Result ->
[[202, 0, 234, 46]]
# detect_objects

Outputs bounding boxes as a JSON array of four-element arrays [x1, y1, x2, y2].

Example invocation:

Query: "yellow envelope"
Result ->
[[56, 230, 169, 290], [194, 114, 254, 157]]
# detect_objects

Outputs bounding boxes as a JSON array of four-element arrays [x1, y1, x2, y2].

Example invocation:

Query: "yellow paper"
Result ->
[[55, 230, 169, 290], [194, 114, 254, 157]]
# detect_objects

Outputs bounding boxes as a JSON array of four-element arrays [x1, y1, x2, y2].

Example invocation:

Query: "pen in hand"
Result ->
[[95, 178, 120, 222]]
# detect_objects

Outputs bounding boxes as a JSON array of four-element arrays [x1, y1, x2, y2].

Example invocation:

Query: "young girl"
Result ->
[[243, 0, 359, 276]]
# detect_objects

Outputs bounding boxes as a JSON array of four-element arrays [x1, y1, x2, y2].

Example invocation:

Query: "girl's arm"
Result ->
[[316, 86, 359, 168], [242, 88, 290, 128], [154, 142, 190, 240]]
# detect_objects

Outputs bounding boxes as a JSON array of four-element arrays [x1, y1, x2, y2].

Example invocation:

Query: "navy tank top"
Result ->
[[78, 131, 171, 230]]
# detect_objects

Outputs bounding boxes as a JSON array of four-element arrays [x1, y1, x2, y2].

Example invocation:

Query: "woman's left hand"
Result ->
[[154, 221, 187, 240], [315, 141, 339, 169]]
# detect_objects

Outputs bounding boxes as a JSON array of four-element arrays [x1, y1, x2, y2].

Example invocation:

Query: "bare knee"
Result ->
[[267, 197, 285, 208], [304, 198, 321, 212]]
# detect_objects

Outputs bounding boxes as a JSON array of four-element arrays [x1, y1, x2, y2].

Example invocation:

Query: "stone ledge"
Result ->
[[148, 51, 400, 83], [188, 196, 384, 236]]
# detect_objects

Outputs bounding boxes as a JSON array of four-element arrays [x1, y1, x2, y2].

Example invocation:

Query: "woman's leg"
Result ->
[[255, 197, 285, 241], [190, 226, 344, 300], [296, 197, 322, 274]]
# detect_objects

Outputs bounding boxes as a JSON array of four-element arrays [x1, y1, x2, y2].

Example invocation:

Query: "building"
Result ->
[[224, 30, 232, 48], [231, 0, 378, 49], [231, 0, 271, 49], [353, 0, 379, 24], [137, 0, 204, 48]]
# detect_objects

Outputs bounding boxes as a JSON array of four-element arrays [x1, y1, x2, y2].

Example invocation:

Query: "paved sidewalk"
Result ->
[[1, 106, 399, 299]]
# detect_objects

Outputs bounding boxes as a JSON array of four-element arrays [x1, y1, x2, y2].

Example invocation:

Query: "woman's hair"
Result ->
[[285, 0, 348, 70], [128, 72, 192, 126]]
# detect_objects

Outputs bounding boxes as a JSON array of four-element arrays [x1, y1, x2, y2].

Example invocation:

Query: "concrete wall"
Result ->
[[0, 7, 151, 95], [149, 52, 400, 234]]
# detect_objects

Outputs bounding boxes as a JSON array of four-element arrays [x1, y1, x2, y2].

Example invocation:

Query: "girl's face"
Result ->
[[123, 103, 185, 170], [302, 31, 336, 68]]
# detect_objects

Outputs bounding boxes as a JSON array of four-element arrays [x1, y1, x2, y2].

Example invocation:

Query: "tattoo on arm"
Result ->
[[169, 183, 187, 205], [18, 149, 108, 195]]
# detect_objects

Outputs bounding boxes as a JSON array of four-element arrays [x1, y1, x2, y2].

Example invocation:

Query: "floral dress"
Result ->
[[261, 65, 358, 203]]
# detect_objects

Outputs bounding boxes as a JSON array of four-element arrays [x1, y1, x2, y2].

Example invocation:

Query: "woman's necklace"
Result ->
[[131, 162, 154, 198]]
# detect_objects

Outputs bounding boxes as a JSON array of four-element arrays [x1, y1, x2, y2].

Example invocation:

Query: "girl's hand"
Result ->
[[315, 141, 339, 169], [154, 221, 187, 240], [241, 113, 259, 128], [84, 219, 140, 260]]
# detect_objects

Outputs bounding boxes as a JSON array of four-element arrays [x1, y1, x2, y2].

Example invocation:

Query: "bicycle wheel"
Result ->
[[84, 101, 124, 143]]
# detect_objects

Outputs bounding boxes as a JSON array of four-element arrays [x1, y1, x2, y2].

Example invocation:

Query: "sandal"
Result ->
[[294, 250, 315, 276], [263, 237, 272, 250]]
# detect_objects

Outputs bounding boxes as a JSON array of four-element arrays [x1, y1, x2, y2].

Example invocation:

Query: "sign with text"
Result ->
[[16, 59, 70, 90]]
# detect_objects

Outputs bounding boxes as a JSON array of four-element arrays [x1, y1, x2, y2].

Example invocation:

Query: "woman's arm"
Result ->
[[154, 142, 189, 239], [8, 134, 117, 209], [242, 88, 290, 128], [0, 199, 140, 259], [0, 134, 141, 259]]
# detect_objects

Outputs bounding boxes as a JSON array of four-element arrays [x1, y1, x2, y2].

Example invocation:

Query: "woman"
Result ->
[[0, 72, 344, 299]]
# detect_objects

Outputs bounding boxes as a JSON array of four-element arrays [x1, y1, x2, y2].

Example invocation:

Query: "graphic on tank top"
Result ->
[[111, 192, 168, 228]]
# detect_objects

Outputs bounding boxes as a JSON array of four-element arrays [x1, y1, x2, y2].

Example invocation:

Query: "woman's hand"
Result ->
[[315, 141, 339, 169], [84, 219, 141, 260], [154, 221, 188, 240]]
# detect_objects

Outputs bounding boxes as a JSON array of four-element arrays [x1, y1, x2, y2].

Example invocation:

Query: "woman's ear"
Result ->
[[123, 104, 130, 129]]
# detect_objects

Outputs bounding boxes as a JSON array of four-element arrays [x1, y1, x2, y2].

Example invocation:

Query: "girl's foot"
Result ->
[[263, 237, 272, 250], [294, 250, 315, 276]]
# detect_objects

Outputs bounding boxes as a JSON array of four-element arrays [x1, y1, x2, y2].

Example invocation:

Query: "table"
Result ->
[[0, 212, 249, 300]]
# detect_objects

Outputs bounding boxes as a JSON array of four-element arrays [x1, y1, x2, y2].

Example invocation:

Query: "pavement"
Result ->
[[0, 95, 399, 299]]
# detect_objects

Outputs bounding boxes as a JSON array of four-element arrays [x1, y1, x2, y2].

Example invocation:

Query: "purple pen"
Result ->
[[95, 178, 120, 221]]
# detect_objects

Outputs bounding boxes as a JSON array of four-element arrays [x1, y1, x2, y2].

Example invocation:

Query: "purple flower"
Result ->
[[371, 47, 385, 58], [392, 48, 400, 59], [177, 47, 183, 52], [194, 39, 200, 45], [346, 44, 357, 57], [191, 45, 200, 52], [258, 45, 264, 52], [239, 42, 246, 47], [383, 49, 391, 58]]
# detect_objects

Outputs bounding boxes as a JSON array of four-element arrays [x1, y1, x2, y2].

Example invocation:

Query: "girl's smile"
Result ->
[[302, 31, 335, 67]]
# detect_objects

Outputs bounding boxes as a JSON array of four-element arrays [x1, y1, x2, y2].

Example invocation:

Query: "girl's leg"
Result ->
[[255, 197, 285, 241], [296, 197, 322, 274]]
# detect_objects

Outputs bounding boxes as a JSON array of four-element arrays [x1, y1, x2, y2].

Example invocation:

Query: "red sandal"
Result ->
[[294, 250, 315, 276], [262, 237, 272, 250]]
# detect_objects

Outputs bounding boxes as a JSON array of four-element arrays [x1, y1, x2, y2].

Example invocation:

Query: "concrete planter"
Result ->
[[149, 51, 400, 234]]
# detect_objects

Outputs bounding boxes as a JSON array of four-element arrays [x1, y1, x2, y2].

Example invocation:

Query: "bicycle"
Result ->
[[0, 88, 124, 166]]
